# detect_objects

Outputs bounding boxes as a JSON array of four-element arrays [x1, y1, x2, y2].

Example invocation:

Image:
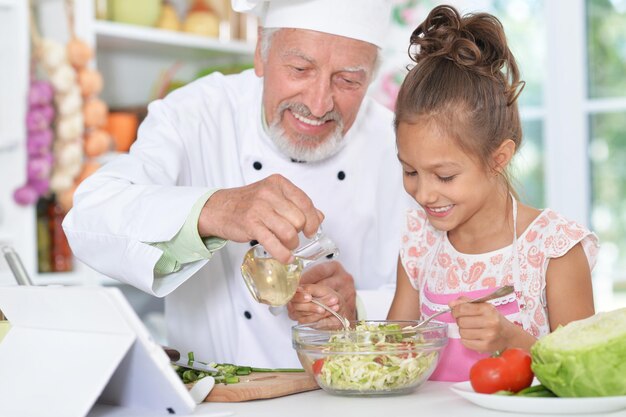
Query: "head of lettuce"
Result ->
[[531, 308, 626, 397]]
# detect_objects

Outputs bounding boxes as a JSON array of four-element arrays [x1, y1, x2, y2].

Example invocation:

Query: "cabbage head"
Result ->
[[531, 308, 626, 397]]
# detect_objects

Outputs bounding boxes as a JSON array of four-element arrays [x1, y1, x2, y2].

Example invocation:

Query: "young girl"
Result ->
[[386, 5, 599, 381], [288, 4, 599, 382]]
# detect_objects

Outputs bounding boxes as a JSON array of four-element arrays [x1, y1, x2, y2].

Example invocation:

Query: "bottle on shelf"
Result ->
[[36, 197, 52, 273], [48, 197, 73, 273]]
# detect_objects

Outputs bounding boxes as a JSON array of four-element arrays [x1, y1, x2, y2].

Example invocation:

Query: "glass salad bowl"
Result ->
[[292, 320, 448, 396]]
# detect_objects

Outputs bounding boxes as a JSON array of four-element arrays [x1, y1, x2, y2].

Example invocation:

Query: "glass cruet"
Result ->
[[240, 229, 339, 307]]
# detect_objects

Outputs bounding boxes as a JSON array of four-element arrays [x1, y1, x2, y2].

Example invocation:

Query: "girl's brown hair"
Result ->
[[394, 5, 525, 176]]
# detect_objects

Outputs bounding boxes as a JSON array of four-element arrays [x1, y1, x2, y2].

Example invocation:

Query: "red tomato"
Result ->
[[469, 357, 509, 394], [469, 348, 533, 394], [312, 358, 325, 375], [499, 348, 534, 392]]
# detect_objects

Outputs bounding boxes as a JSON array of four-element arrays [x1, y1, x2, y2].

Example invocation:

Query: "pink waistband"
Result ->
[[422, 300, 519, 323], [424, 286, 504, 304], [422, 285, 519, 323]]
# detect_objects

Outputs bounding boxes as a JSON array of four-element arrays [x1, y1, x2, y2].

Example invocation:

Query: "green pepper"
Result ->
[[250, 367, 304, 373], [176, 352, 304, 386], [516, 384, 557, 397], [224, 375, 240, 384], [235, 366, 252, 375]]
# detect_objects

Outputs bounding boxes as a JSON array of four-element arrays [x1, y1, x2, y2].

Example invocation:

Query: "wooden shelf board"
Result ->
[[94, 20, 255, 58]]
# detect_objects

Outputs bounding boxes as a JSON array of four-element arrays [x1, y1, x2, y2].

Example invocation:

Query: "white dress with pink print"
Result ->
[[399, 196, 599, 382]]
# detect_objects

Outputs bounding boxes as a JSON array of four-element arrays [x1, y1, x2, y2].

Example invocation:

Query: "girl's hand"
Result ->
[[287, 283, 354, 327], [449, 296, 520, 353]]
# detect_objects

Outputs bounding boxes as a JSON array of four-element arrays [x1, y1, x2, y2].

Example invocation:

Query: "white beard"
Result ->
[[267, 103, 345, 162]]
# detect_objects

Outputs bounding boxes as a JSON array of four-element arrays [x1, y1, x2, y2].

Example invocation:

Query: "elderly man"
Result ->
[[63, 0, 413, 367]]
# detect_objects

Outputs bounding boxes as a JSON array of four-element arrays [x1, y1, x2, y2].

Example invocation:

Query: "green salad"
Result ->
[[314, 323, 438, 392]]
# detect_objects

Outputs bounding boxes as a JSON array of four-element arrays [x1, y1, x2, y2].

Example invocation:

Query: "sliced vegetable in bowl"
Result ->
[[292, 320, 448, 395]]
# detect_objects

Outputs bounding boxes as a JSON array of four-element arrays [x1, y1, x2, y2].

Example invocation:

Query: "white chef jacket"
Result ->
[[63, 69, 415, 367]]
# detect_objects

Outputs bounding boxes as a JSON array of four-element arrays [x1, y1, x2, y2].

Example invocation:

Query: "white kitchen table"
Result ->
[[88, 381, 626, 417]]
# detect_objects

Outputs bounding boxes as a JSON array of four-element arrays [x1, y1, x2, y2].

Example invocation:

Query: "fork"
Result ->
[[409, 285, 515, 330], [310, 298, 351, 330]]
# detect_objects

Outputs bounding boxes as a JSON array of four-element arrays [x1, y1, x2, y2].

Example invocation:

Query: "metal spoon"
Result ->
[[310, 298, 351, 330], [1, 246, 33, 321], [409, 285, 515, 330], [1, 246, 33, 286]]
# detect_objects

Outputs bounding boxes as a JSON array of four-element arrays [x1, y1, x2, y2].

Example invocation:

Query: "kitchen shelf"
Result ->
[[94, 20, 255, 59]]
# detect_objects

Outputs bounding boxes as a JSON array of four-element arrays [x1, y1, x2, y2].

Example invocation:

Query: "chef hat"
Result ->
[[232, 0, 391, 48]]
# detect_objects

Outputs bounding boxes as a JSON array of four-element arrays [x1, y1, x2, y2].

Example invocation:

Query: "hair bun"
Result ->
[[409, 5, 515, 85]]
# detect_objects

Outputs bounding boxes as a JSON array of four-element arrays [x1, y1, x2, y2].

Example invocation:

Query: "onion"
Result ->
[[77, 68, 103, 97], [29, 179, 50, 195], [84, 129, 113, 157], [50, 64, 77, 93], [29, 128, 54, 145], [57, 185, 77, 213], [54, 141, 83, 166], [13, 185, 39, 206], [39, 104, 55, 123], [67, 38, 93, 68], [26, 105, 55, 132], [28, 80, 54, 106], [27, 156, 53, 181], [83, 97, 109, 128], [39, 39, 66, 70], [56, 86, 83, 116], [56, 113, 84, 141], [50, 170, 75, 193], [27, 129, 54, 156]]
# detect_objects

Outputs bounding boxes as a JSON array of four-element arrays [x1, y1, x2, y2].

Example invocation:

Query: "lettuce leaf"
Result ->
[[531, 308, 626, 397]]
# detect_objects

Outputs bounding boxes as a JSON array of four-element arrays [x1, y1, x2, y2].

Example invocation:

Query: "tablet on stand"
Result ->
[[0, 285, 196, 417]]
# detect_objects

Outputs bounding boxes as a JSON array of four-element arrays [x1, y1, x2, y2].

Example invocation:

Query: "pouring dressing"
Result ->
[[240, 229, 339, 307]]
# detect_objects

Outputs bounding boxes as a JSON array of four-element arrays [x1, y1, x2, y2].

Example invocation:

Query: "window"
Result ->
[[588, 0, 626, 306]]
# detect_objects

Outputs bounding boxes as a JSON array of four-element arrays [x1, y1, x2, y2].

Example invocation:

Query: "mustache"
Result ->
[[277, 102, 342, 124]]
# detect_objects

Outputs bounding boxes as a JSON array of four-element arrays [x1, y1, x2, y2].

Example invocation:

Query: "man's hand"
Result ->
[[197, 174, 324, 263], [287, 261, 357, 323], [287, 284, 341, 325]]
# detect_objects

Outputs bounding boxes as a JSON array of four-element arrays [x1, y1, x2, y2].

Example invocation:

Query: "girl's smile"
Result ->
[[396, 118, 507, 237], [424, 204, 455, 217]]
